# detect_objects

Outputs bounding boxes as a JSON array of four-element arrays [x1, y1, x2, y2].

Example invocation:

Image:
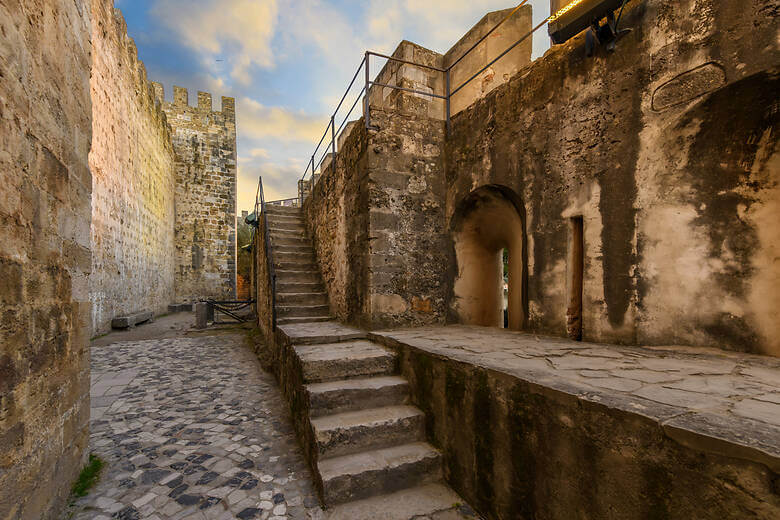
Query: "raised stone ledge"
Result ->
[[369, 326, 780, 518], [111, 310, 153, 329]]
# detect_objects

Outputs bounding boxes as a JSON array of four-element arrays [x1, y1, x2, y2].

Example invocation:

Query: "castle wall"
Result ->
[[159, 88, 237, 302], [446, 0, 779, 355], [89, 2, 176, 335], [0, 1, 93, 518]]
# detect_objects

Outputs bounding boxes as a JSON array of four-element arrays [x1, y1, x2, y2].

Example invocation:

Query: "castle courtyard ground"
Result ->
[[67, 315, 325, 520]]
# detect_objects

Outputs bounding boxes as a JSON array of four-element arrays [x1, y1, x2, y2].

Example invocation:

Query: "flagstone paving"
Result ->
[[69, 333, 325, 520]]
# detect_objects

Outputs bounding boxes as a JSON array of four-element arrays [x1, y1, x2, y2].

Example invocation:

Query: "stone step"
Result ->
[[274, 260, 317, 271], [277, 304, 330, 318], [277, 292, 329, 306], [275, 270, 321, 283], [277, 316, 333, 325], [273, 244, 312, 255], [268, 222, 306, 235], [266, 217, 304, 228], [277, 281, 325, 293], [312, 405, 425, 459], [269, 229, 308, 240], [271, 236, 312, 247], [306, 376, 409, 418], [265, 205, 301, 215], [266, 210, 303, 219], [294, 341, 396, 383], [325, 482, 475, 520], [318, 442, 442, 505], [274, 251, 315, 264]]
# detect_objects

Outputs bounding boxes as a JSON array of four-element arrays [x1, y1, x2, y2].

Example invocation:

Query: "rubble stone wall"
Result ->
[[0, 1, 93, 518], [446, 0, 780, 355], [89, 2, 176, 334], [158, 88, 237, 302], [303, 121, 371, 325]]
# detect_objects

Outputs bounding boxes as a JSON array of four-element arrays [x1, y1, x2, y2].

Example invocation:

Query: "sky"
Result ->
[[116, 0, 552, 213]]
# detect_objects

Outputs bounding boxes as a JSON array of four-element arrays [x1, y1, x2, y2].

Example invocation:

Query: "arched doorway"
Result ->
[[451, 185, 527, 329]]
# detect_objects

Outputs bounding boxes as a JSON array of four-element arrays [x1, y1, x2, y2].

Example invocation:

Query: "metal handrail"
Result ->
[[256, 177, 277, 330], [295, 1, 550, 201]]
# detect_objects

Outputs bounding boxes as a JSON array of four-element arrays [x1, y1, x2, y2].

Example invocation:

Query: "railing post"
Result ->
[[364, 51, 370, 129]]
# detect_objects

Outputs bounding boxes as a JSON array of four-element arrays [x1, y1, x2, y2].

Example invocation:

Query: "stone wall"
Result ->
[[253, 215, 273, 345], [303, 42, 449, 329], [365, 107, 448, 328], [446, 0, 780, 356], [158, 87, 237, 302], [303, 120, 370, 325], [0, 1, 93, 518], [89, 3, 176, 334], [444, 6, 533, 116]]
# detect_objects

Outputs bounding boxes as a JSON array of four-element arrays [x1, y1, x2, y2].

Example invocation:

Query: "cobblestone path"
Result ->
[[69, 333, 325, 520]]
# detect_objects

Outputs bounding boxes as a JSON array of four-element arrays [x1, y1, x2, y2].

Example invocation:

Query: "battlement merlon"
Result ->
[[163, 84, 235, 121]]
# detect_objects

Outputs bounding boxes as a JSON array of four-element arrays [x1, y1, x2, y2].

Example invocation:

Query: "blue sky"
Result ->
[[116, 0, 551, 212]]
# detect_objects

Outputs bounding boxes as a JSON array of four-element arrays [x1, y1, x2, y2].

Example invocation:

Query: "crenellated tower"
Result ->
[[153, 83, 238, 302]]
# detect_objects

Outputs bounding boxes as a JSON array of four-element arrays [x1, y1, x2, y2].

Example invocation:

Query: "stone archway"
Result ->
[[451, 185, 527, 329]]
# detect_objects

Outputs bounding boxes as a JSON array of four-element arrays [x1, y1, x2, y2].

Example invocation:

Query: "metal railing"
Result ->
[[293, 1, 552, 198], [254, 176, 278, 330]]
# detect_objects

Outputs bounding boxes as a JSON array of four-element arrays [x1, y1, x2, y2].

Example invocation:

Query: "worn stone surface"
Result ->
[[158, 86, 238, 303], [0, 1, 93, 519], [444, 7, 533, 116], [68, 333, 325, 520], [89, 2, 176, 335], [371, 325, 780, 519]]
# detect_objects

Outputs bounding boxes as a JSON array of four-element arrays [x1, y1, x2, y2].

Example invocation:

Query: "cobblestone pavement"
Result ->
[[69, 332, 325, 520]]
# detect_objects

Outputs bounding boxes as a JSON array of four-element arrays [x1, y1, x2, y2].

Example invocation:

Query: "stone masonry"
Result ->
[[301, 0, 780, 356], [0, 1, 92, 519], [157, 85, 238, 303], [89, 2, 176, 335]]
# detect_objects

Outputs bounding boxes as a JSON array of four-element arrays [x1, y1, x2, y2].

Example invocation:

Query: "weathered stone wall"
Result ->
[[253, 215, 273, 344], [158, 87, 237, 302], [444, 6, 533, 116], [89, 3, 176, 334], [0, 1, 92, 518], [365, 107, 448, 328], [303, 120, 370, 325], [445, 0, 780, 356], [304, 42, 449, 329]]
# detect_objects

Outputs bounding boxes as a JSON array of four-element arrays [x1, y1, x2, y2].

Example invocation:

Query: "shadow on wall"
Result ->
[[450, 185, 528, 329]]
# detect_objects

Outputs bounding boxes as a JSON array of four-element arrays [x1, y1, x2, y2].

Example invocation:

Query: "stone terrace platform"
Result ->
[[361, 325, 780, 518], [370, 326, 780, 467]]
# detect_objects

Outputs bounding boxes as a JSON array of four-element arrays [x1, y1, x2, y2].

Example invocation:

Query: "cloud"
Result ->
[[152, 0, 278, 85], [237, 155, 303, 211], [238, 97, 327, 143]]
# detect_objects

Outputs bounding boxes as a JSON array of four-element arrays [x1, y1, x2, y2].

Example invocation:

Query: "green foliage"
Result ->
[[71, 454, 104, 498]]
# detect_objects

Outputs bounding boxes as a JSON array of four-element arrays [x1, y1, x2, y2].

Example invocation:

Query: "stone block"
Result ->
[[111, 310, 153, 329], [195, 302, 209, 329]]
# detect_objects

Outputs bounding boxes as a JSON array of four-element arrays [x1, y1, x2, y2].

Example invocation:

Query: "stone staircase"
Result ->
[[265, 205, 332, 325], [285, 328, 477, 519], [262, 207, 478, 519]]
